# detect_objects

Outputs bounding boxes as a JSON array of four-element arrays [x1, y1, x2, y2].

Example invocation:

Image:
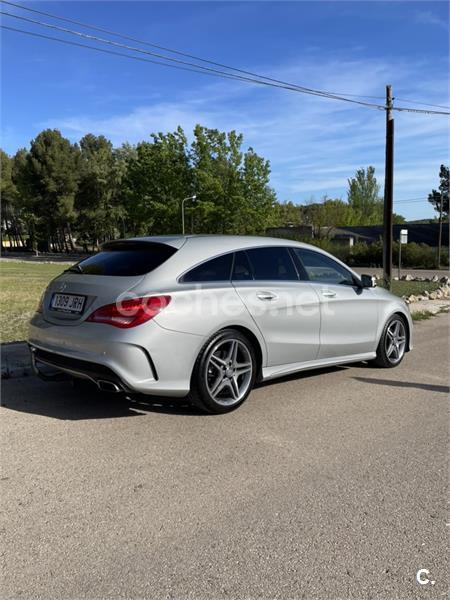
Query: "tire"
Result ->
[[372, 314, 408, 368], [188, 329, 257, 414]]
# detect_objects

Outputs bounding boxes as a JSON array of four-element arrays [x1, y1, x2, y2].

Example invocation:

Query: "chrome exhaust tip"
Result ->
[[97, 380, 121, 393]]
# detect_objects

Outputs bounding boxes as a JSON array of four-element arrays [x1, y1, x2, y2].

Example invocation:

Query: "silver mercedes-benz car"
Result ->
[[29, 235, 412, 413]]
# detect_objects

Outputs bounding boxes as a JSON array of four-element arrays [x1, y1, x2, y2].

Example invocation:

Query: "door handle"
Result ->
[[321, 290, 336, 298], [256, 291, 278, 301]]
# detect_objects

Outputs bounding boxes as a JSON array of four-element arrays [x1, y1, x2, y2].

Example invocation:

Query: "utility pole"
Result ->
[[383, 85, 394, 289]]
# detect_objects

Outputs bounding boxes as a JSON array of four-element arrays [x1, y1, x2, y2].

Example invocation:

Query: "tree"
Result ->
[[4, 124, 279, 245], [392, 213, 406, 224], [428, 164, 449, 217], [272, 200, 303, 226], [0, 149, 23, 248], [123, 127, 192, 235], [75, 134, 125, 249], [113, 142, 137, 237], [428, 164, 449, 267], [18, 129, 80, 251], [240, 147, 277, 233], [347, 166, 383, 225], [191, 126, 244, 234], [299, 198, 353, 238], [11, 148, 35, 249], [191, 125, 275, 234]]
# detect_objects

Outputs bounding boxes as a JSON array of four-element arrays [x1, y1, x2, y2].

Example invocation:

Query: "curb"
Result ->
[[1, 342, 32, 380]]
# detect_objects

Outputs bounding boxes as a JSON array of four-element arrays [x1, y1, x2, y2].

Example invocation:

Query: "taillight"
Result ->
[[86, 296, 171, 328]]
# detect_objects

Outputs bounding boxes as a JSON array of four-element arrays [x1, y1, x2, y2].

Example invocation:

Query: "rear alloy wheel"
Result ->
[[189, 329, 256, 414], [372, 315, 407, 368]]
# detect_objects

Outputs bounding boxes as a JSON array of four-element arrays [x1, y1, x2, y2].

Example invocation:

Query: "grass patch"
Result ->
[[412, 306, 450, 321], [0, 260, 69, 343], [411, 310, 435, 321], [381, 280, 441, 298]]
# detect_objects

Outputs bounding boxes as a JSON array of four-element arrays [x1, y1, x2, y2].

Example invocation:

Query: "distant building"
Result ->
[[266, 223, 448, 248], [326, 224, 448, 247], [322, 228, 373, 247], [266, 225, 313, 239]]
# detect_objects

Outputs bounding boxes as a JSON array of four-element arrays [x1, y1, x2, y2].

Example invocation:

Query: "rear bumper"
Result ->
[[29, 345, 133, 391], [28, 314, 204, 396]]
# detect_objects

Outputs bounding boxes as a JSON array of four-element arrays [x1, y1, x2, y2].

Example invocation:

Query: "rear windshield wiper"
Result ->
[[65, 264, 83, 273]]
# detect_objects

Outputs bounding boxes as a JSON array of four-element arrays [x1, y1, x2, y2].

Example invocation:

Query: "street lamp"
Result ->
[[181, 195, 197, 235]]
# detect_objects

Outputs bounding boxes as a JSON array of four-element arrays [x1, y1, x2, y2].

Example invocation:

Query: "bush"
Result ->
[[396, 242, 448, 268], [266, 232, 449, 269], [348, 241, 449, 268]]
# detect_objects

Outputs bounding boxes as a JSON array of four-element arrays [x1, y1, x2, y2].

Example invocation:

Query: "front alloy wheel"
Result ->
[[373, 315, 408, 368], [385, 319, 407, 365], [189, 329, 256, 414]]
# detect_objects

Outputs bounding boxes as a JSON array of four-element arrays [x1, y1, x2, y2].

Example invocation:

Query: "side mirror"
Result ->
[[360, 274, 377, 288]]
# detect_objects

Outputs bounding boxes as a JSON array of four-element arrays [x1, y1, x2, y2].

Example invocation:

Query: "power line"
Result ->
[[0, 10, 388, 110], [394, 98, 450, 111], [0, 25, 387, 106], [394, 200, 429, 204], [393, 105, 450, 116], [0, 0, 385, 105], [4, 0, 448, 112], [0, 24, 273, 83], [2, 0, 449, 115], [0, 22, 389, 111], [0, 7, 450, 115], [0, 0, 411, 106], [394, 197, 426, 201]]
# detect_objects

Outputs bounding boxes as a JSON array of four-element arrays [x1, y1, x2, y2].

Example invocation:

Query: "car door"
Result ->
[[232, 247, 321, 367], [292, 248, 379, 359]]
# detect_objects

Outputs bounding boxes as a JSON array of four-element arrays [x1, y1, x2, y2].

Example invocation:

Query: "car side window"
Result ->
[[293, 248, 355, 286], [232, 251, 253, 281], [245, 247, 298, 281], [180, 252, 233, 283]]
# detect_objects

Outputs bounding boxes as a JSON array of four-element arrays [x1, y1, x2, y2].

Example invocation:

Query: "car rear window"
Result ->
[[180, 253, 233, 283], [69, 242, 177, 276]]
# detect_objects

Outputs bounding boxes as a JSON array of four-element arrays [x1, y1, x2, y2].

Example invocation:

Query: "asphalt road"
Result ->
[[1, 315, 448, 600]]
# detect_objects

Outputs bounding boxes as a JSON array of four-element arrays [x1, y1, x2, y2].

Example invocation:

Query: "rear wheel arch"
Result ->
[[192, 324, 264, 383], [224, 325, 264, 381]]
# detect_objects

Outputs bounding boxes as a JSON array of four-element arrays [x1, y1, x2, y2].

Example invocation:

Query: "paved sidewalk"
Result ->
[[408, 298, 450, 315]]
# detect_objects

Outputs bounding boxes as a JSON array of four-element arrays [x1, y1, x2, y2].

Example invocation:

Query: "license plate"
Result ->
[[51, 293, 86, 314]]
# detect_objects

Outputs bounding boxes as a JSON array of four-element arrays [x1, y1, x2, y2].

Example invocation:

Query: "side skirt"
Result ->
[[262, 352, 377, 381]]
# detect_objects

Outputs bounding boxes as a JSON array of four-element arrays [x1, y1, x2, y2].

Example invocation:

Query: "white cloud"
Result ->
[[41, 54, 449, 219], [414, 10, 449, 30]]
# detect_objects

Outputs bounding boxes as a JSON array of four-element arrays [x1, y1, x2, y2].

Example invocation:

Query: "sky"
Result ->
[[1, 0, 449, 220]]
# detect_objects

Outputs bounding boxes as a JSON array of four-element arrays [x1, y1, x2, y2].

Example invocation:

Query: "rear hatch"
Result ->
[[43, 240, 178, 325]]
